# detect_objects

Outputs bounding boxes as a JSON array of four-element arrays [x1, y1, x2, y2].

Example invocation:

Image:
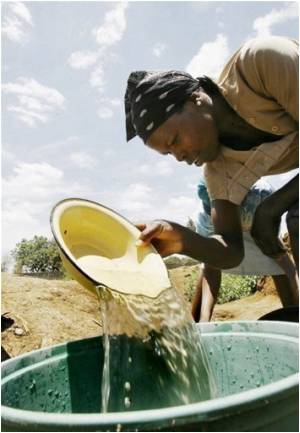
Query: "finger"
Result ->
[[135, 239, 147, 247], [134, 222, 147, 231], [134, 223, 148, 246], [153, 242, 174, 258], [139, 223, 162, 243]]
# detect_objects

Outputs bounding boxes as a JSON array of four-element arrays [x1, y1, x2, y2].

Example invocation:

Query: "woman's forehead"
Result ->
[[148, 114, 178, 143], [146, 120, 173, 149]]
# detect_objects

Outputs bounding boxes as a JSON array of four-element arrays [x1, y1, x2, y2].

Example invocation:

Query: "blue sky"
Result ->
[[2, 0, 299, 256]]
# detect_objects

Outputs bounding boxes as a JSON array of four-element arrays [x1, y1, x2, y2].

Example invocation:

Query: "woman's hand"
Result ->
[[135, 220, 185, 257]]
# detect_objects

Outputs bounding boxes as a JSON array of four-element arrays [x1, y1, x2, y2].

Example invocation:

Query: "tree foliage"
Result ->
[[1, 257, 8, 272], [12, 236, 63, 273], [164, 255, 198, 269]]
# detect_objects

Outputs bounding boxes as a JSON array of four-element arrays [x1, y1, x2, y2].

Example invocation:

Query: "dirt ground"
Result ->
[[1, 270, 281, 359]]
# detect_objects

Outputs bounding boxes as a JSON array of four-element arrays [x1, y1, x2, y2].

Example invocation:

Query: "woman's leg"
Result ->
[[191, 269, 204, 322], [200, 266, 222, 321], [286, 200, 299, 271], [191, 265, 221, 322], [272, 274, 299, 307]]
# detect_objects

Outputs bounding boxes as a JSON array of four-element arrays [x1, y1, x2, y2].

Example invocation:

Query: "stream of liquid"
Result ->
[[99, 293, 110, 414], [95, 285, 217, 413]]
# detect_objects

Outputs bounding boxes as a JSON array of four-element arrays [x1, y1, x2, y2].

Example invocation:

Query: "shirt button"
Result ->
[[272, 126, 279, 132]]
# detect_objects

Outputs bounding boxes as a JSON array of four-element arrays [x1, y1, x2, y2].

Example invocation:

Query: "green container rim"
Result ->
[[198, 320, 299, 337], [2, 373, 298, 427], [2, 324, 299, 429]]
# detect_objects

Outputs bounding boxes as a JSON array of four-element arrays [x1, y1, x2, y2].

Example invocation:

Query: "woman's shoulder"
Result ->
[[241, 36, 298, 56]]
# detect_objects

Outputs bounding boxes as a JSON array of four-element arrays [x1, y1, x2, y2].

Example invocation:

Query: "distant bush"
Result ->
[[164, 255, 199, 269], [181, 269, 259, 304], [12, 236, 64, 274], [218, 274, 260, 304], [181, 267, 201, 302]]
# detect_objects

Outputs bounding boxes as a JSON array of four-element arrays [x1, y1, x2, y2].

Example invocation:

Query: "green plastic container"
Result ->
[[2, 321, 299, 432]]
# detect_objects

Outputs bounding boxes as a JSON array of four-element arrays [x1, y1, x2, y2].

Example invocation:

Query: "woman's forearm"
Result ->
[[250, 175, 298, 258], [137, 218, 244, 269], [265, 175, 298, 217], [178, 224, 244, 269]]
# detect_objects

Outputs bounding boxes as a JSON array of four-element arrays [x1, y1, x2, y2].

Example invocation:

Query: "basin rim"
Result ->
[[197, 320, 299, 335], [1, 373, 298, 427], [2, 327, 299, 428]]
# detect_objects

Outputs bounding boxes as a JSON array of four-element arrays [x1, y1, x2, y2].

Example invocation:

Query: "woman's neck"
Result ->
[[211, 93, 281, 149], [212, 93, 244, 137]]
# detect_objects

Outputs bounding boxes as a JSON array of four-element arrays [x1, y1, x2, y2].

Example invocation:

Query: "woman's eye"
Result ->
[[171, 135, 179, 146]]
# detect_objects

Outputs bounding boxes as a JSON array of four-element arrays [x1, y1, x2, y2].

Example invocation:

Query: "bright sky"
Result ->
[[2, 0, 299, 256]]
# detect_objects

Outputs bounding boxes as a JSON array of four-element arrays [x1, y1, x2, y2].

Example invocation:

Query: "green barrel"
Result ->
[[2, 321, 299, 432]]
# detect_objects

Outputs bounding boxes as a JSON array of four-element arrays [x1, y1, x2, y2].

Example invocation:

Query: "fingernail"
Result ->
[[135, 239, 144, 247]]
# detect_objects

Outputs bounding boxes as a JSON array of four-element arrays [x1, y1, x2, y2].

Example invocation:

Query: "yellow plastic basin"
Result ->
[[50, 198, 171, 298]]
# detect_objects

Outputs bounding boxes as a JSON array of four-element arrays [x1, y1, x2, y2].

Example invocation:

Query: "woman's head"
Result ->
[[125, 70, 220, 166]]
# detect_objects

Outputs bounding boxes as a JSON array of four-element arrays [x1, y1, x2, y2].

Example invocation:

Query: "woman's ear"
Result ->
[[190, 92, 198, 104], [190, 91, 202, 107]]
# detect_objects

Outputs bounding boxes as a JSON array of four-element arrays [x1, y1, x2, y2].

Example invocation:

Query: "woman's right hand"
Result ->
[[135, 220, 185, 257]]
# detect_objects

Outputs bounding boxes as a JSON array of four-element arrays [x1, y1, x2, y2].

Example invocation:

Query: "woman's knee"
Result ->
[[286, 203, 299, 235]]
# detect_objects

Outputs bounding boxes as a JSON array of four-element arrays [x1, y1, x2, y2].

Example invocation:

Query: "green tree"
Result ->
[[12, 236, 63, 273], [1, 256, 8, 272]]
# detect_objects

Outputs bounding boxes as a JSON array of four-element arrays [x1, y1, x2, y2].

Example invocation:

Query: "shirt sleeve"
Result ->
[[238, 37, 299, 122]]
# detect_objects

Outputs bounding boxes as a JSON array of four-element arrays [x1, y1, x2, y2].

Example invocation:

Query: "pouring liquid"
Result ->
[[95, 285, 217, 413], [96, 286, 110, 413]]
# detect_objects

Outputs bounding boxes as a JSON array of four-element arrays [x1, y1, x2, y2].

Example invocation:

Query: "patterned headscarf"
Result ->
[[125, 70, 201, 142]]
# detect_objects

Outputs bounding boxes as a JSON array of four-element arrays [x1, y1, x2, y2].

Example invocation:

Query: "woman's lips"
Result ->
[[184, 156, 203, 166], [192, 157, 203, 166]]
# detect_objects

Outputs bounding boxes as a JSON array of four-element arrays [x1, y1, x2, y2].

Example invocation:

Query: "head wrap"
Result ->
[[125, 70, 201, 142]]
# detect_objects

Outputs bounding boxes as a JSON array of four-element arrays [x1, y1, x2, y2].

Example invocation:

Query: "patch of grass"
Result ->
[[183, 268, 201, 302], [218, 274, 260, 304], [181, 267, 259, 304], [164, 255, 199, 269]]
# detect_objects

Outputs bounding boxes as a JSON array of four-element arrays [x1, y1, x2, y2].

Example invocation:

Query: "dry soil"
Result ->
[[1, 271, 281, 359]]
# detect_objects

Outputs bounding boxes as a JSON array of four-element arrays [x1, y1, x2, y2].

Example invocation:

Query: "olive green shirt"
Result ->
[[204, 36, 298, 205]]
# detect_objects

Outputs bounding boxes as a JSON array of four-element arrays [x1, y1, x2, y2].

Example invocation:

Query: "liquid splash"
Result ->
[[96, 285, 217, 412]]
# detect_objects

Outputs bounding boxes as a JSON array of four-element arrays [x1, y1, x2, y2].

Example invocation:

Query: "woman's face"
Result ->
[[146, 98, 219, 166]]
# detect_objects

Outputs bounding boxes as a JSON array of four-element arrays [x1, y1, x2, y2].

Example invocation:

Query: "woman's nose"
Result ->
[[173, 151, 185, 162]]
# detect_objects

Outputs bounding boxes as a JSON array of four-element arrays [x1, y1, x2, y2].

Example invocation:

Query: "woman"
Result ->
[[125, 36, 298, 293]]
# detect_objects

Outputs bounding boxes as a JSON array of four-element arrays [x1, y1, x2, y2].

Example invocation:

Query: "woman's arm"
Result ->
[[136, 200, 244, 269], [251, 175, 299, 258]]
